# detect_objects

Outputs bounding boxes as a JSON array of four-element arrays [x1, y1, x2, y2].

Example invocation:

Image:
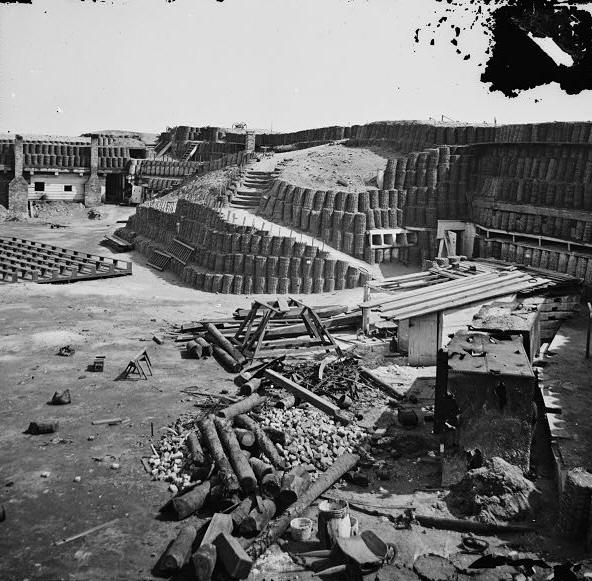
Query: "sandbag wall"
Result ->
[[127, 205, 179, 246], [135, 150, 253, 199], [471, 143, 592, 246], [471, 142, 592, 282], [172, 201, 368, 294], [256, 126, 347, 149], [479, 239, 592, 284], [257, 181, 399, 259], [22, 141, 91, 169]]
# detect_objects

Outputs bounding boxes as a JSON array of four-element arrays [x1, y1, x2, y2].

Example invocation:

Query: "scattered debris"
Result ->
[[119, 348, 152, 380], [53, 518, 119, 546], [89, 356, 106, 372], [49, 389, 71, 405], [25, 421, 59, 435], [446, 457, 540, 524], [57, 345, 75, 357]]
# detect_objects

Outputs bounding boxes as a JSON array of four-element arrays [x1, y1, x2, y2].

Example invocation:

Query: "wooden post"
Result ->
[[214, 532, 253, 579], [234, 414, 285, 470], [214, 417, 257, 493], [246, 453, 360, 560], [170, 481, 211, 520], [230, 496, 254, 531], [280, 465, 311, 507], [198, 415, 240, 494], [205, 322, 247, 364], [160, 524, 197, 572], [191, 513, 233, 581], [233, 428, 256, 448], [187, 430, 205, 466], [239, 499, 277, 537], [587, 302, 592, 359], [216, 393, 268, 420], [362, 283, 371, 335]]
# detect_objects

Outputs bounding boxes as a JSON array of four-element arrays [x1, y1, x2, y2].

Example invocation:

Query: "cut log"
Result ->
[[360, 367, 404, 400], [246, 453, 360, 560], [239, 499, 277, 537], [212, 345, 242, 373], [280, 465, 311, 507], [263, 427, 287, 445], [415, 514, 534, 534], [208, 485, 241, 511], [170, 481, 211, 520], [200, 513, 233, 545], [262, 472, 282, 498], [239, 377, 262, 396], [192, 544, 217, 581], [186, 340, 203, 359], [214, 532, 253, 579], [234, 414, 285, 470], [275, 393, 296, 410], [26, 421, 59, 435], [249, 457, 273, 481], [196, 337, 213, 356], [160, 524, 197, 572], [198, 415, 240, 494], [205, 323, 247, 364], [187, 429, 205, 466], [236, 355, 286, 386], [265, 369, 349, 423], [230, 496, 254, 531], [214, 417, 257, 493], [217, 393, 268, 420], [234, 428, 256, 448]]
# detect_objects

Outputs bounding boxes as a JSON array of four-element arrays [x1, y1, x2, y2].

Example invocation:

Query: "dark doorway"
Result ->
[[105, 174, 124, 204]]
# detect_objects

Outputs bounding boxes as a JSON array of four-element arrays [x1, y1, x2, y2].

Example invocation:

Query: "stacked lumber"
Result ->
[[362, 270, 555, 321]]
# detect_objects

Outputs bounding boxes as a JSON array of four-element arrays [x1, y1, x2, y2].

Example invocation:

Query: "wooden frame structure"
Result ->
[[232, 298, 343, 359], [120, 348, 153, 380], [0, 236, 132, 283]]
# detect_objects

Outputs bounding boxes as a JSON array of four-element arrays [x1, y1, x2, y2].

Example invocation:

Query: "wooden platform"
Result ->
[[0, 237, 132, 284]]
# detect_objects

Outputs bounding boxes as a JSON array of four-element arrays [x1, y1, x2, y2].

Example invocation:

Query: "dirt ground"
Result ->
[[278, 143, 406, 192], [0, 206, 587, 580]]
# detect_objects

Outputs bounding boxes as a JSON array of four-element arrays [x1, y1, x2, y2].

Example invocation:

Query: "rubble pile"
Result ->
[[256, 404, 367, 476], [446, 456, 541, 524], [148, 428, 196, 492], [284, 357, 375, 401]]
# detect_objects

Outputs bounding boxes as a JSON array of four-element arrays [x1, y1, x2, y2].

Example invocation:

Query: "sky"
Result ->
[[0, 0, 591, 136]]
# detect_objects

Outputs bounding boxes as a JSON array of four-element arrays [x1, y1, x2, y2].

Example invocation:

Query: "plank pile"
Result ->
[[177, 299, 361, 365]]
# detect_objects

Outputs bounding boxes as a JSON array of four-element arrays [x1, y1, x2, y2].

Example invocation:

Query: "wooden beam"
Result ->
[[264, 369, 345, 421]]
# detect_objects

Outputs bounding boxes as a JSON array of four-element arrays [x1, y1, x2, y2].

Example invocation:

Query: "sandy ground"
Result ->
[[278, 143, 404, 192], [0, 207, 587, 580]]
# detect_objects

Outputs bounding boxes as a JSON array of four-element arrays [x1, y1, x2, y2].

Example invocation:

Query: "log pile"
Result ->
[[151, 400, 362, 578]]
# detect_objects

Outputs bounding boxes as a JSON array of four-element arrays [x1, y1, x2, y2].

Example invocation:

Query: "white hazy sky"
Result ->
[[0, 0, 590, 136]]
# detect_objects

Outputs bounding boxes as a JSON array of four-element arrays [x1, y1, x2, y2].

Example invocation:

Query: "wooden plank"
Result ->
[[381, 278, 543, 321], [264, 370, 342, 419], [474, 199, 592, 223], [361, 271, 506, 310], [373, 272, 527, 313]]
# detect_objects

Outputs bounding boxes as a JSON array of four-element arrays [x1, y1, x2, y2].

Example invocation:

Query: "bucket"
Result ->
[[290, 517, 313, 541], [318, 499, 350, 548]]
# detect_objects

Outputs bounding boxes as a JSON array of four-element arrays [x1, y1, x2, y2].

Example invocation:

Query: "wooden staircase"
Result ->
[[229, 168, 278, 210]]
